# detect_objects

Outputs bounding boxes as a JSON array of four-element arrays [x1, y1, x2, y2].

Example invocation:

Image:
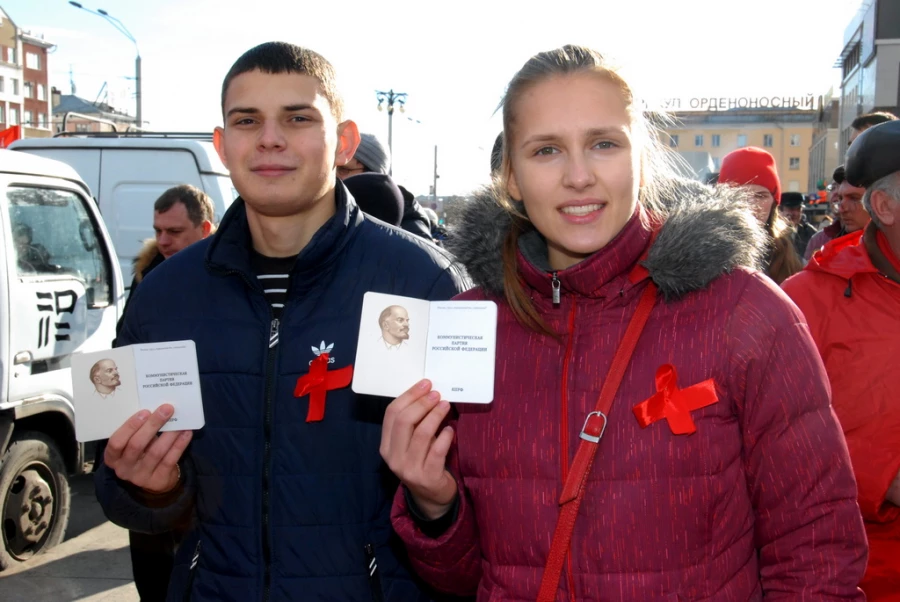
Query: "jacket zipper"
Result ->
[[559, 297, 578, 601], [262, 315, 280, 602], [182, 540, 202, 602], [552, 272, 561, 305], [217, 267, 282, 602], [364, 543, 385, 602]]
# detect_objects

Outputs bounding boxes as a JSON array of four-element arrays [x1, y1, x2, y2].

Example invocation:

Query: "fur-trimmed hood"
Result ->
[[133, 238, 162, 283], [446, 178, 767, 300]]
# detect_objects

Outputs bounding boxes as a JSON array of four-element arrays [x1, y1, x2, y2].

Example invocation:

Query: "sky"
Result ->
[[7, 0, 866, 195]]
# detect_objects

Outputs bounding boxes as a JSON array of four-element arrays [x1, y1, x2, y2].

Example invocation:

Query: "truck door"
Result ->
[[2, 184, 117, 403]]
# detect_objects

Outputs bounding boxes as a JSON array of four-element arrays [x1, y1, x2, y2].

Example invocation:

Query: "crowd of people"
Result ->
[[92, 41, 899, 601]]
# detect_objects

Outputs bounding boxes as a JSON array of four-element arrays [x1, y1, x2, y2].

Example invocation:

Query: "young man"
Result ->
[[779, 191, 817, 258], [95, 42, 468, 602], [849, 111, 897, 146]]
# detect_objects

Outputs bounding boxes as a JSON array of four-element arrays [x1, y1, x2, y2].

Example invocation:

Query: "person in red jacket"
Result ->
[[378, 45, 867, 601], [783, 119, 900, 601]]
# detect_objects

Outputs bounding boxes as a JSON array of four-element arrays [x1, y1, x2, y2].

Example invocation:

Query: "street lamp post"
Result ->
[[376, 89, 407, 176], [69, 2, 141, 127]]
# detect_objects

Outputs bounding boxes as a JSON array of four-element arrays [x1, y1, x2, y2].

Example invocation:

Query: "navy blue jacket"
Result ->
[[95, 184, 469, 601]]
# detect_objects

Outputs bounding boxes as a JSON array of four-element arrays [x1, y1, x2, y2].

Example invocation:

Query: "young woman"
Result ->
[[718, 147, 804, 282], [380, 45, 867, 601]]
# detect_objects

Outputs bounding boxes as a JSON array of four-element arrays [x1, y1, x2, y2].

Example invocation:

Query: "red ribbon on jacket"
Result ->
[[632, 364, 719, 435], [294, 353, 353, 423]]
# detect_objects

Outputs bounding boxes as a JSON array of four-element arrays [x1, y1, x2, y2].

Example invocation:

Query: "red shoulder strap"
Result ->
[[537, 282, 658, 601]]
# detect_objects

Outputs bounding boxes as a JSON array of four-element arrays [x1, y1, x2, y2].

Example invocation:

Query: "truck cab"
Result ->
[[0, 150, 123, 570]]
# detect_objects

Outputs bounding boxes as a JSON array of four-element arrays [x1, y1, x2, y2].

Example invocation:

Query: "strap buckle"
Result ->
[[579, 411, 608, 443]]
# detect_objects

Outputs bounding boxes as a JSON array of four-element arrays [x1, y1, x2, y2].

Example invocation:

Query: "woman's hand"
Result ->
[[381, 380, 458, 520]]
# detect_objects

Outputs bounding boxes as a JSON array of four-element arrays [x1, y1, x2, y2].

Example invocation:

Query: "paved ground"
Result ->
[[0, 474, 138, 601]]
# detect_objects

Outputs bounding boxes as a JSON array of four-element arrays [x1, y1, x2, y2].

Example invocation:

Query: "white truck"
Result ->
[[0, 150, 124, 570], [10, 133, 235, 285]]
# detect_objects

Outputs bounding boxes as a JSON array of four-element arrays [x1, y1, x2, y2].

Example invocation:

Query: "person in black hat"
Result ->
[[778, 192, 817, 258], [343, 172, 404, 226], [783, 118, 900, 600]]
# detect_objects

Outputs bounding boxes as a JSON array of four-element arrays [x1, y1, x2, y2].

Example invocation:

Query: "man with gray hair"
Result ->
[[783, 119, 900, 599]]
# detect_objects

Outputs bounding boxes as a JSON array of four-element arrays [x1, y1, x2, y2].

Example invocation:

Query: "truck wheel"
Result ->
[[0, 431, 71, 571]]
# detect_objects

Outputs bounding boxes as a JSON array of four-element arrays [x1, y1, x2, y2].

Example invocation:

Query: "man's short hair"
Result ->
[[851, 111, 898, 132], [862, 171, 900, 228], [154, 184, 215, 227], [221, 42, 343, 121]]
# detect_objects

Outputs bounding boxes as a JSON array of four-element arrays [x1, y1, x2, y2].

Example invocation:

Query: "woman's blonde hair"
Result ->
[[496, 44, 680, 335]]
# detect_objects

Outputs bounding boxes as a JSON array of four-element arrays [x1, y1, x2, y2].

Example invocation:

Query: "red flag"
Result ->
[[0, 125, 22, 148]]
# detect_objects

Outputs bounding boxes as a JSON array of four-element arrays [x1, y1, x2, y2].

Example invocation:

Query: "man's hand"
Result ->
[[381, 380, 458, 520], [104, 404, 193, 494]]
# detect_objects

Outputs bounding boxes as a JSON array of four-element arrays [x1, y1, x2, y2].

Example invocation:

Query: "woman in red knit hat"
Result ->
[[718, 147, 804, 283], [378, 45, 866, 601]]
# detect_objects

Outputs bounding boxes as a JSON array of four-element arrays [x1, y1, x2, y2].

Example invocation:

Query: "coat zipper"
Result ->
[[262, 315, 280, 602], [552, 272, 561, 305], [364, 543, 385, 602], [182, 540, 202, 602], [559, 298, 578, 601]]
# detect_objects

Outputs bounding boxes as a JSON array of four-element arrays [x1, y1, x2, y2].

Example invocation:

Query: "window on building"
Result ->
[[694, 134, 704, 147], [0, 76, 4, 93], [37, 84, 45, 101], [711, 134, 721, 147], [789, 157, 800, 170], [763, 134, 774, 147], [23, 110, 33, 126], [75, 123, 89, 132], [669, 134, 679, 148], [10, 107, 18, 126], [737, 134, 747, 147], [790, 134, 801, 147], [788, 181, 801, 192], [38, 113, 47, 128], [0, 105, 5, 124], [23, 82, 32, 98], [25, 52, 40, 70], [712, 157, 721, 170], [6, 46, 15, 64], [11, 79, 18, 95]]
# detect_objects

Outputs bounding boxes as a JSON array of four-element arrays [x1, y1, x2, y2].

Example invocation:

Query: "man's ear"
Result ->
[[871, 189, 897, 226], [201, 220, 213, 237], [336, 120, 360, 167], [213, 127, 228, 167]]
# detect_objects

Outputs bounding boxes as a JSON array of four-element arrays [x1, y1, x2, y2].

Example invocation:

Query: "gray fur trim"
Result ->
[[445, 178, 767, 300]]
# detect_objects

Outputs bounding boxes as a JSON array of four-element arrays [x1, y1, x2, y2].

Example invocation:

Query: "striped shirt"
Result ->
[[250, 250, 297, 320]]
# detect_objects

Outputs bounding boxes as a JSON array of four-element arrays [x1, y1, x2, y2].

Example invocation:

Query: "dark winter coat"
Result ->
[[392, 180, 867, 601], [96, 183, 470, 602]]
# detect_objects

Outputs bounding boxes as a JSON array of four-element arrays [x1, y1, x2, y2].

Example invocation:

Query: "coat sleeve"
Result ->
[[94, 283, 198, 533], [390, 420, 483, 596], [425, 263, 472, 301], [729, 273, 867, 599]]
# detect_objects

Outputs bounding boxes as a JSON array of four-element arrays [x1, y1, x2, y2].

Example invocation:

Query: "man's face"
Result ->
[[215, 70, 358, 219], [837, 181, 870, 232], [382, 307, 410, 343], [154, 202, 209, 258], [779, 205, 803, 226], [94, 360, 120, 389]]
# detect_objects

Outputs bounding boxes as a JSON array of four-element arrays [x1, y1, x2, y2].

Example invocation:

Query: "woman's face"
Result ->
[[747, 184, 775, 225], [506, 73, 640, 271]]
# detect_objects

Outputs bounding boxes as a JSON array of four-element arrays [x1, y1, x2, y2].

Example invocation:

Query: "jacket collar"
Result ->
[[446, 178, 767, 302], [205, 180, 362, 286], [517, 207, 651, 299], [863, 222, 900, 284]]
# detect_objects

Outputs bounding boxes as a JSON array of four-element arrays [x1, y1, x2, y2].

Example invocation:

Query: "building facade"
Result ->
[[838, 0, 900, 148], [809, 95, 841, 193], [0, 7, 54, 138], [661, 105, 818, 194]]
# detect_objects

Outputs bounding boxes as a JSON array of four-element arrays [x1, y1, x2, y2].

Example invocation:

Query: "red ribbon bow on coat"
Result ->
[[294, 353, 353, 423], [632, 364, 719, 435]]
